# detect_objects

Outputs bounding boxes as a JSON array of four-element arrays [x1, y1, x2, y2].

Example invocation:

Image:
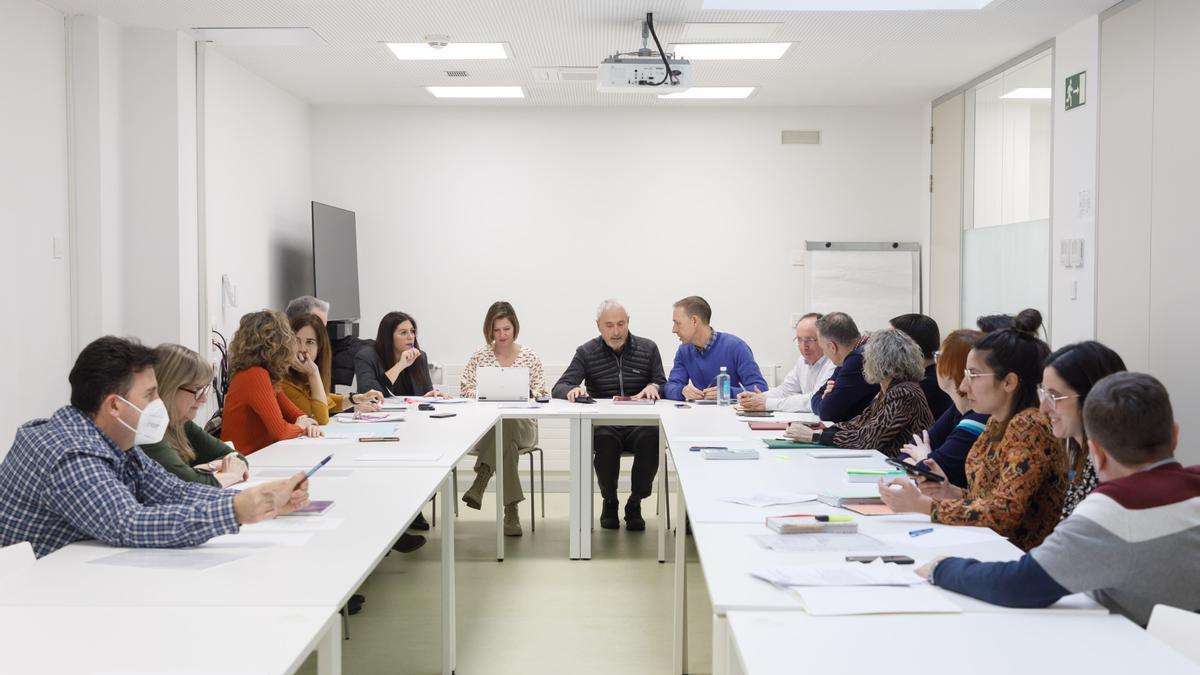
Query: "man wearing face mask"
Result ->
[[553, 300, 667, 531], [0, 336, 311, 558]]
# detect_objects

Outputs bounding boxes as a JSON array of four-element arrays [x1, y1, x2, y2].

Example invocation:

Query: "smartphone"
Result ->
[[305, 453, 333, 479], [430, 412, 457, 419], [674, 403, 692, 409], [534, 396, 551, 404], [358, 436, 400, 442], [737, 411, 773, 418], [885, 457, 946, 483], [846, 555, 915, 565], [418, 403, 435, 411]]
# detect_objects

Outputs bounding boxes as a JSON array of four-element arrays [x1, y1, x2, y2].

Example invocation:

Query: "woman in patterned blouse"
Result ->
[[460, 301, 548, 536], [784, 328, 933, 457], [879, 309, 1069, 551], [1039, 341, 1127, 519]]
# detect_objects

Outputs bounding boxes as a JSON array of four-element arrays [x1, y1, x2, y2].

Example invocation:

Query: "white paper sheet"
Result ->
[[89, 549, 248, 571], [333, 412, 406, 423], [751, 562, 925, 588], [807, 450, 875, 459], [320, 423, 402, 438], [719, 493, 817, 508], [751, 533, 885, 552], [795, 585, 963, 616], [242, 517, 345, 533], [203, 533, 313, 548], [876, 526, 1002, 549], [256, 468, 354, 479]]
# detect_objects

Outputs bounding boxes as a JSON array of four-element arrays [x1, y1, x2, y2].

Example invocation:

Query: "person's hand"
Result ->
[[702, 386, 719, 400], [916, 459, 961, 500], [901, 430, 933, 463], [296, 416, 324, 438], [682, 384, 705, 401], [877, 477, 932, 514], [823, 379, 836, 396], [359, 390, 385, 405], [633, 383, 660, 401], [293, 352, 320, 376], [233, 472, 309, 524], [737, 390, 767, 411], [784, 423, 816, 442], [915, 555, 948, 580], [352, 392, 382, 413], [397, 348, 421, 371], [423, 389, 445, 399], [220, 454, 248, 480], [566, 386, 588, 403]]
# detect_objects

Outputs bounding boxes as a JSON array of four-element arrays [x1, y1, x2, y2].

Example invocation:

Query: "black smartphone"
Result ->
[[674, 403, 691, 409], [418, 403, 435, 411], [534, 396, 550, 404], [885, 457, 946, 483], [358, 436, 400, 442], [430, 412, 457, 419]]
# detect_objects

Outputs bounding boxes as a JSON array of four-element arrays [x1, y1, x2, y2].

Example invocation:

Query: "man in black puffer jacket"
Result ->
[[553, 300, 667, 531]]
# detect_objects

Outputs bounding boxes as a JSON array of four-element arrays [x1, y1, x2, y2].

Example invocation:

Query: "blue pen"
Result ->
[[305, 453, 334, 479], [909, 527, 934, 537]]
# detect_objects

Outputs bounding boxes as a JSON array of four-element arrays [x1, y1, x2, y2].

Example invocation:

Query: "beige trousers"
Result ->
[[473, 418, 538, 505]]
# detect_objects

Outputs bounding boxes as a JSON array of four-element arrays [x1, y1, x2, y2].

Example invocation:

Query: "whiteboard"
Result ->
[[805, 242, 921, 333]]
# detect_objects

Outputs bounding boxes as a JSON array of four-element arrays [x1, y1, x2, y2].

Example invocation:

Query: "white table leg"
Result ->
[[579, 418, 593, 560], [728, 620, 746, 675], [672, 479, 688, 675], [316, 610, 342, 675], [657, 425, 667, 564], [494, 423, 504, 561], [712, 613, 729, 675], [569, 417, 582, 559], [440, 473, 457, 675]]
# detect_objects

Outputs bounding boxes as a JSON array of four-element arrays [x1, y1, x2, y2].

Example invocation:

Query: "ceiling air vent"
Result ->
[[781, 130, 821, 145], [445, 70, 470, 78]]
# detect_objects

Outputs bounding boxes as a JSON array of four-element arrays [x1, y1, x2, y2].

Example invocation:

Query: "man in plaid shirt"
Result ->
[[0, 336, 309, 558]]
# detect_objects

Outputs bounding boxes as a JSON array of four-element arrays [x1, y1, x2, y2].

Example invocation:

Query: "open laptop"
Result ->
[[475, 366, 530, 402]]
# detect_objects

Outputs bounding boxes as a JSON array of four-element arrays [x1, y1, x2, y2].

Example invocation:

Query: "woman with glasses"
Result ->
[[879, 309, 1069, 551], [140, 344, 249, 487], [898, 329, 989, 488], [282, 313, 384, 424], [1040, 341, 1126, 518]]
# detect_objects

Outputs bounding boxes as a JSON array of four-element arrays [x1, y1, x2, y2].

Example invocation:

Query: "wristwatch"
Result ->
[[349, 393, 359, 405]]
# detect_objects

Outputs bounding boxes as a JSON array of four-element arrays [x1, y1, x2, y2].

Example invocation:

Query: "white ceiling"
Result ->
[[40, 0, 1116, 106]]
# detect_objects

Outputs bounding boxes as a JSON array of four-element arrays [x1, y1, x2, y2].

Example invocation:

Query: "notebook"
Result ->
[[748, 421, 789, 431], [765, 516, 858, 534], [846, 469, 906, 483], [764, 439, 825, 449], [701, 447, 760, 460]]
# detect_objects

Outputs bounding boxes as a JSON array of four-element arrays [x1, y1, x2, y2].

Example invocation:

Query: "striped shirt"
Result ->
[[818, 380, 934, 457], [0, 406, 239, 558], [933, 461, 1200, 625]]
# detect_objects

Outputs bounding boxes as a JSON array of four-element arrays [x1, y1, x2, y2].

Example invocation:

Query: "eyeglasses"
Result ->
[[962, 369, 996, 382], [932, 350, 941, 363], [1037, 385, 1079, 411], [794, 337, 820, 345], [179, 384, 212, 402]]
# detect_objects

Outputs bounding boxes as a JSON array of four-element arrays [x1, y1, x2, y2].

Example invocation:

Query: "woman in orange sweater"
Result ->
[[221, 310, 323, 454]]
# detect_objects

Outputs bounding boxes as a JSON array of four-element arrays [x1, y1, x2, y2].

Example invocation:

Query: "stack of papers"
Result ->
[[320, 423, 401, 438], [795, 586, 963, 616], [718, 492, 817, 508], [752, 533, 884, 552], [750, 562, 925, 588], [334, 412, 405, 423]]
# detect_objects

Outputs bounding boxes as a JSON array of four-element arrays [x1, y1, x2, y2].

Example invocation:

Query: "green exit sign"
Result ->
[[1066, 71, 1086, 111]]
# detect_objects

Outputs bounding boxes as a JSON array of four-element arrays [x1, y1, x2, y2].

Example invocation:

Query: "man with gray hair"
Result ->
[[553, 300, 667, 531], [285, 295, 330, 323], [737, 313, 835, 413]]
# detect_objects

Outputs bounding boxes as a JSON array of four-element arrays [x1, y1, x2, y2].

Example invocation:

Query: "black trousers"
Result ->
[[593, 425, 659, 501]]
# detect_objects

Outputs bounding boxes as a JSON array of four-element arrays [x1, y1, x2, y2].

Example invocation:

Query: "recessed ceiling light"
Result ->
[[999, 87, 1052, 100], [192, 27, 326, 47], [659, 87, 757, 100], [386, 42, 509, 60], [671, 43, 791, 60], [425, 86, 525, 99], [702, 0, 993, 8], [681, 22, 782, 41]]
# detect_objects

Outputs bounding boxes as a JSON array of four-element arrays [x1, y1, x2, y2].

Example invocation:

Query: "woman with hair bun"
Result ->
[[880, 309, 1069, 551]]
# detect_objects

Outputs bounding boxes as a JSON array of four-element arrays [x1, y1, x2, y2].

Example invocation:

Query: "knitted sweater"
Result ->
[[664, 331, 767, 401], [220, 367, 304, 454]]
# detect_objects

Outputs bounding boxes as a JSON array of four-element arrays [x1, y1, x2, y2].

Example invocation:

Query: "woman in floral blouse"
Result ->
[[879, 309, 1069, 551], [460, 301, 548, 536]]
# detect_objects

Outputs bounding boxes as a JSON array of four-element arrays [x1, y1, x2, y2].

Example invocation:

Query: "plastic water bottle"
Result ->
[[716, 367, 732, 406]]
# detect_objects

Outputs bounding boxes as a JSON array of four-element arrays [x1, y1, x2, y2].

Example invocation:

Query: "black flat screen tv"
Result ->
[[311, 201, 361, 322]]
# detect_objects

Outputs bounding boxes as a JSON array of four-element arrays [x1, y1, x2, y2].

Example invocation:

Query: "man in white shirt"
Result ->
[[736, 313, 835, 413]]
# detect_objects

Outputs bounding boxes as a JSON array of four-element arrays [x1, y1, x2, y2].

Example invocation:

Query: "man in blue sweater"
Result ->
[[665, 296, 767, 401]]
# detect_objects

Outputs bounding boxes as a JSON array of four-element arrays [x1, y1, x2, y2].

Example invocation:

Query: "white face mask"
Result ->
[[116, 396, 169, 446]]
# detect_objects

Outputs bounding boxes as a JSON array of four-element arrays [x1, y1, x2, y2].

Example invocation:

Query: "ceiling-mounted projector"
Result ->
[[597, 12, 692, 94]]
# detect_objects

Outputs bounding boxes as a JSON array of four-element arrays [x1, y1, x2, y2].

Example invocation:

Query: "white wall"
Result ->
[[1050, 16, 1100, 348], [203, 49, 313, 340], [0, 0, 72, 452], [1097, 0, 1200, 465], [310, 106, 928, 377]]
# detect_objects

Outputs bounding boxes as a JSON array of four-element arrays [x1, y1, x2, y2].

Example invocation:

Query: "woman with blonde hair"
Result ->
[[221, 310, 322, 454], [282, 313, 383, 424], [141, 344, 248, 487]]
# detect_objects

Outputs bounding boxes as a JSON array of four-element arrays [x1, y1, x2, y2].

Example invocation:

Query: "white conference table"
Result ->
[[0, 467, 455, 675], [0, 605, 340, 675], [726, 611, 1200, 675]]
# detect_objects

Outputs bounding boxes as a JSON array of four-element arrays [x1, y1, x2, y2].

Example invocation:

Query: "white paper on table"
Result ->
[[242, 517, 345, 533], [806, 450, 875, 459], [497, 403, 543, 409], [320, 423, 402, 438], [409, 397, 470, 404], [876, 526, 1002, 549], [89, 549, 248, 571], [204, 533, 313, 548], [356, 449, 443, 461], [751, 533, 885, 552], [719, 493, 817, 508], [334, 412, 406, 423], [256, 468, 354, 479], [795, 585, 963, 616], [751, 561, 925, 588]]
